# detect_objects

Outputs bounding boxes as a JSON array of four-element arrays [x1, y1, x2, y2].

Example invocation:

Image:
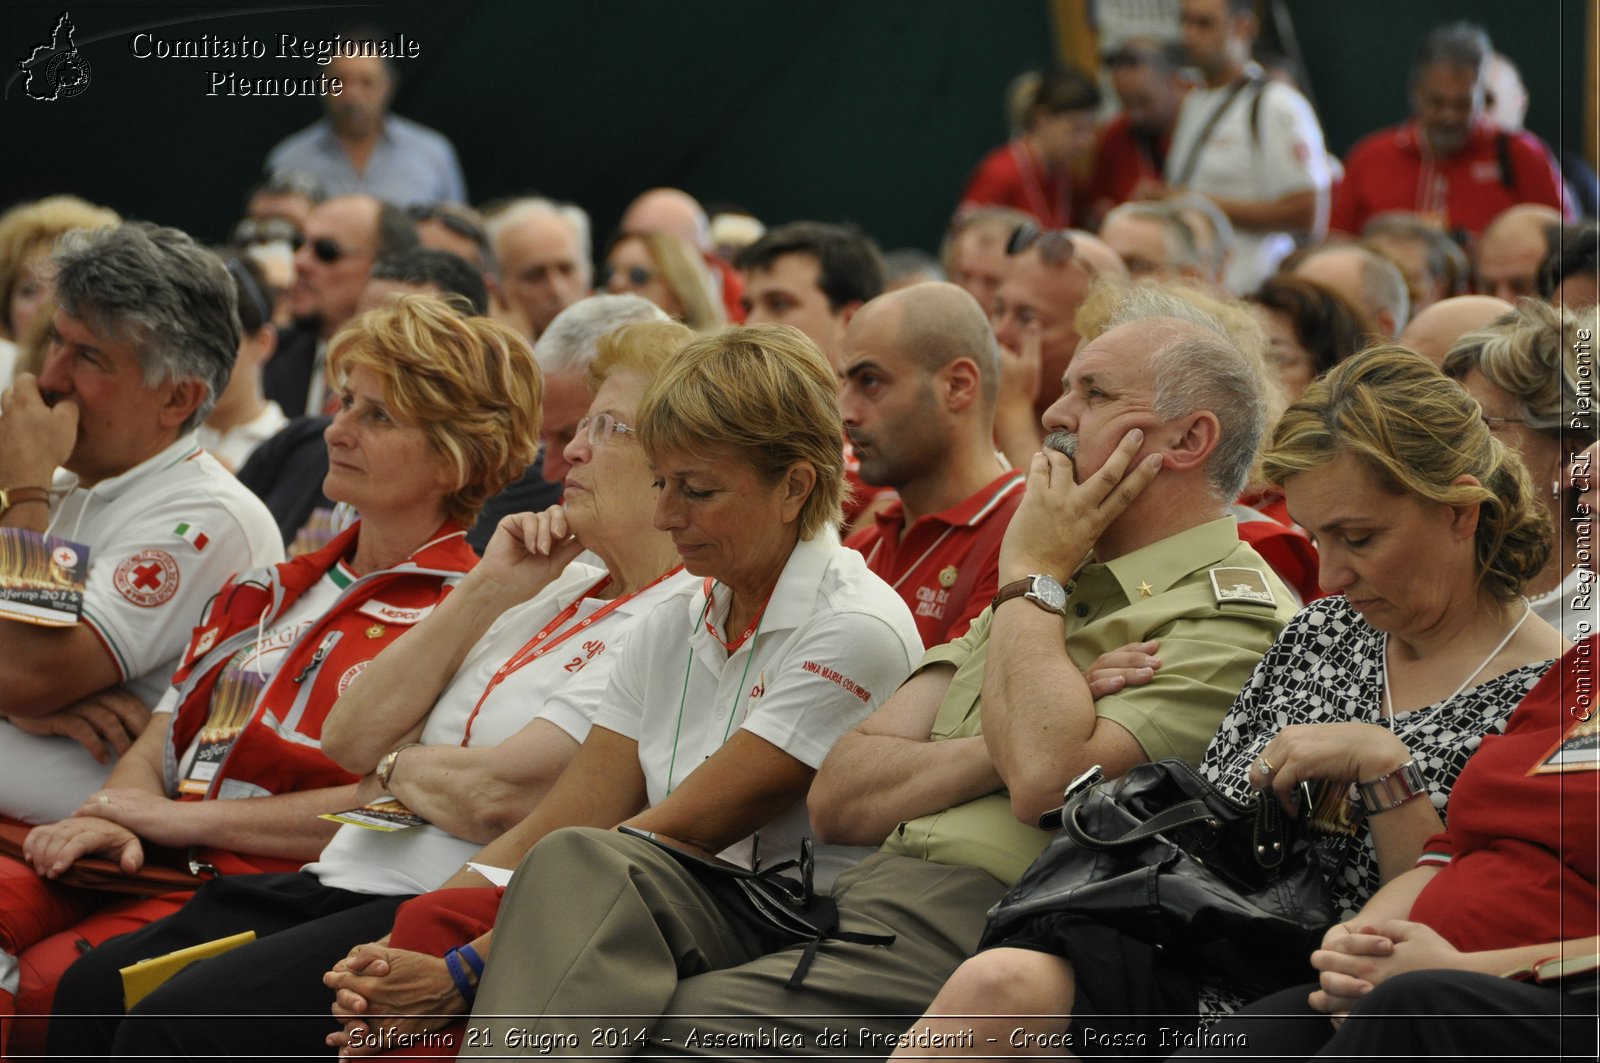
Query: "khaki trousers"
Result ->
[[463, 827, 1006, 1059]]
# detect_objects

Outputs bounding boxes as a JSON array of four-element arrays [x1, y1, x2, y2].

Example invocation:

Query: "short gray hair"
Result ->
[[532, 293, 667, 376], [53, 222, 238, 433], [1101, 285, 1266, 500], [485, 196, 594, 289], [1166, 192, 1235, 280], [1102, 202, 1202, 271], [1349, 245, 1411, 334]]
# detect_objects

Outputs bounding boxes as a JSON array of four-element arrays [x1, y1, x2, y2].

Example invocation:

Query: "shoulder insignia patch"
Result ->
[[113, 549, 180, 607], [1208, 567, 1276, 607]]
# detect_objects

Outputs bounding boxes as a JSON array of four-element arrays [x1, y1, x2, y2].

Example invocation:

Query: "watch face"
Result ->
[[1032, 575, 1068, 610]]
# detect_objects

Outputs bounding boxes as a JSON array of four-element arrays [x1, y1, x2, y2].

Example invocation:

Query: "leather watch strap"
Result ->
[[0, 486, 50, 518]]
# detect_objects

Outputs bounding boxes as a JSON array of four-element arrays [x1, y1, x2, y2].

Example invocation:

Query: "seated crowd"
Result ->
[[0, 4, 1595, 1060]]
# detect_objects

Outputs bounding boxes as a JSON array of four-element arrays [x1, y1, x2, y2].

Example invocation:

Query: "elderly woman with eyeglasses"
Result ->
[[44, 321, 701, 1058]]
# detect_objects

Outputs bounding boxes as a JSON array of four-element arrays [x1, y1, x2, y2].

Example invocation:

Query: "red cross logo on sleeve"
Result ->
[[113, 549, 180, 607]]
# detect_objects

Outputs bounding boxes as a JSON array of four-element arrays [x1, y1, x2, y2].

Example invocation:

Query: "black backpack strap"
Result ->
[[1496, 131, 1517, 193]]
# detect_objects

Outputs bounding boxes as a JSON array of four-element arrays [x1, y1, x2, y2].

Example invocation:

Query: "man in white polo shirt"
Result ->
[[0, 223, 282, 824]]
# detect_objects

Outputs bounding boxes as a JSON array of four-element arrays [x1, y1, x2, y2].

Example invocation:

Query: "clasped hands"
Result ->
[[1310, 919, 1464, 1027]]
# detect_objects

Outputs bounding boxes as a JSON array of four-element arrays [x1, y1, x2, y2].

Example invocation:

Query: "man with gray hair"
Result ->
[[497, 284, 1298, 1053], [1331, 21, 1567, 238], [0, 223, 281, 820], [839, 282, 1025, 647], [1293, 243, 1411, 338], [1098, 201, 1205, 282], [531, 293, 668, 487], [485, 197, 592, 342]]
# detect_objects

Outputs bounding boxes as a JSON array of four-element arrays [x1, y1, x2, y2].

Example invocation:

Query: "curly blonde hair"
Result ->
[[1264, 345, 1551, 602], [0, 195, 121, 338], [327, 294, 542, 526]]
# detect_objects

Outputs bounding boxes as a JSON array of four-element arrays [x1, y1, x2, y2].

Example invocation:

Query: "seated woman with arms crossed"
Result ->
[[317, 324, 924, 1058], [896, 346, 1565, 1059], [42, 321, 701, 1056], [6, 295, 538, 1051]]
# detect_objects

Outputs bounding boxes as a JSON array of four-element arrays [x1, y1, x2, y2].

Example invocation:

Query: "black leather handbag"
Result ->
[[981, 758, 1336, 996]]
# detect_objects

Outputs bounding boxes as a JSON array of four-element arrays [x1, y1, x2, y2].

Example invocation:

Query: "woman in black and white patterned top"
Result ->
[[894, 347, 1567, 1058]]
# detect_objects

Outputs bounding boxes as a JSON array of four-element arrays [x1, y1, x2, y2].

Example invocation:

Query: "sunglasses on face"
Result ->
[[1006, 222, 1078, 267], [603, 263, 656, 288], [308, 237, 374, 264]]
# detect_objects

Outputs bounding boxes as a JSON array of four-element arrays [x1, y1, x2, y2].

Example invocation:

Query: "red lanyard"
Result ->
[[460, 567, 681, 744], [701, 576, 770, 654]]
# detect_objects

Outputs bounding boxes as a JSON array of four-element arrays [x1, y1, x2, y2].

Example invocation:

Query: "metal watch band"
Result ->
[[376, 741, 422, 790], [1356, 759, 1426, 815]]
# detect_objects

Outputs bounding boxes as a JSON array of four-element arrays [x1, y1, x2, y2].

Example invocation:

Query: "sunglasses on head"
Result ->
[[406, 203, 487, 247], [1006, 222, 1078, 267]]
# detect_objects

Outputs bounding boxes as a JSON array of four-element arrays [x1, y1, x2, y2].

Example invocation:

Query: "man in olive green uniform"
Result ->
[[460, 288, 1298, 1058]]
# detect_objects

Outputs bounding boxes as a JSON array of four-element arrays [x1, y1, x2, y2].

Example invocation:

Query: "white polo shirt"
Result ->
[[1166, 71, 1331, 293], [593, 528, 922, 889], [0, 433, 282, 824], [306, 563, 696, 896]]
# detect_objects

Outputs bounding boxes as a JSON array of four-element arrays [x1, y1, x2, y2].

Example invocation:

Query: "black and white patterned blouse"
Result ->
[[1198, 595, 1551, 917], [1193, 596, 1551, 1020]]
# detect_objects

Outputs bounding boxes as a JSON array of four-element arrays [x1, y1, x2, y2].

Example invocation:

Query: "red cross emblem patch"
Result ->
[[113, 549, 180, 607]]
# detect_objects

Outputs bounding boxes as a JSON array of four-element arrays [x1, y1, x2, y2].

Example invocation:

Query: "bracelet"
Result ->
[[1356, 759, 1426, 816], [375, 741, 422, 791], [444, 947, 477, 1004], [0, 486, 50, 518], [458, 942, 485, 978]]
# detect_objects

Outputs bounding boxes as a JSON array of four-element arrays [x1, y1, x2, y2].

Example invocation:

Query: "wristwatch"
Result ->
[[376, 742, 422, 791], [992, 574, 1068, 616], [1356, 759, 1426, 815], [0, 486, 50, 518]]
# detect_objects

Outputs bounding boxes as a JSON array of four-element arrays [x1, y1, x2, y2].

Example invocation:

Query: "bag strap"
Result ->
[[1173, 77, 1258, 187], [1065, 797, 1217, 850]]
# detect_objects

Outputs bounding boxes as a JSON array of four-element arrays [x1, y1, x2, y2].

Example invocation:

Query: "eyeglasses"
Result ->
[[308, 237, 375, 265], [574, 412, 635, 446], [1006, 222, 1079, 268], [232, 217, 304, 250]]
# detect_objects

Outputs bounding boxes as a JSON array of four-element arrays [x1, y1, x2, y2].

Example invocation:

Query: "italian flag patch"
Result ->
[[174, 523, 209, 552]]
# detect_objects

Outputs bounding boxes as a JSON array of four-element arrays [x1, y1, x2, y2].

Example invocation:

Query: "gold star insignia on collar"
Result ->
[[1137, 581, 1154, 598]]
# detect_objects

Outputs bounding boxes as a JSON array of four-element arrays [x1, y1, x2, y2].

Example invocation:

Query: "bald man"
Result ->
[[1398, 294, 1513, 365], [839, 283, 1025, 646], [1476, 204, 1562, 302], [1294, 243, 1410, 338]]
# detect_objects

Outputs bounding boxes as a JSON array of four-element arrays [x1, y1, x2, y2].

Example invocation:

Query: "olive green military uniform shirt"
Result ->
[[878, 517, 1299, 886]]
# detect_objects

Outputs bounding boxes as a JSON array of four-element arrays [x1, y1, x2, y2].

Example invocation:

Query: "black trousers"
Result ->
[[1170, 970, 1599, 1061], [45, 871, 411, 1061]]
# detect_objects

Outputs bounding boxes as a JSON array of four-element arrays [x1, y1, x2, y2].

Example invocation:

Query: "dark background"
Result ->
[[1, 0, 1589, 256]]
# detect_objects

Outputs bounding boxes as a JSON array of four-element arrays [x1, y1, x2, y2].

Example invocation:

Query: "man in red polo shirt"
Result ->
[[839, 282, 1024, 647], [1331, 22, 1567, 239]]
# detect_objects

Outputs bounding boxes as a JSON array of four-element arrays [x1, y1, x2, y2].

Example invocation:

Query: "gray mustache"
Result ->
[[1042, 431, 1077, 458]]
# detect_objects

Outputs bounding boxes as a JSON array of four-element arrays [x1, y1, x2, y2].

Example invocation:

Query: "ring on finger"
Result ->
[[1258, 755, 1276, 778]]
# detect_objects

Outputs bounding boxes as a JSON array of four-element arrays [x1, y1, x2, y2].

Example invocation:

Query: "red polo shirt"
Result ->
[[844, 471, 1025, 648], [1088, 114, 1170, 217], [1330, 120, 1566, 237]]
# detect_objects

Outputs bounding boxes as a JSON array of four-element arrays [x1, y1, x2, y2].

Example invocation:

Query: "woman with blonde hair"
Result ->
[[604, 230, 726, 331], [18, 295, 538, 1051], [0, 194, 120, 384], [896, 346, 1564, 1059], [1444, 299, 1598, 641]]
